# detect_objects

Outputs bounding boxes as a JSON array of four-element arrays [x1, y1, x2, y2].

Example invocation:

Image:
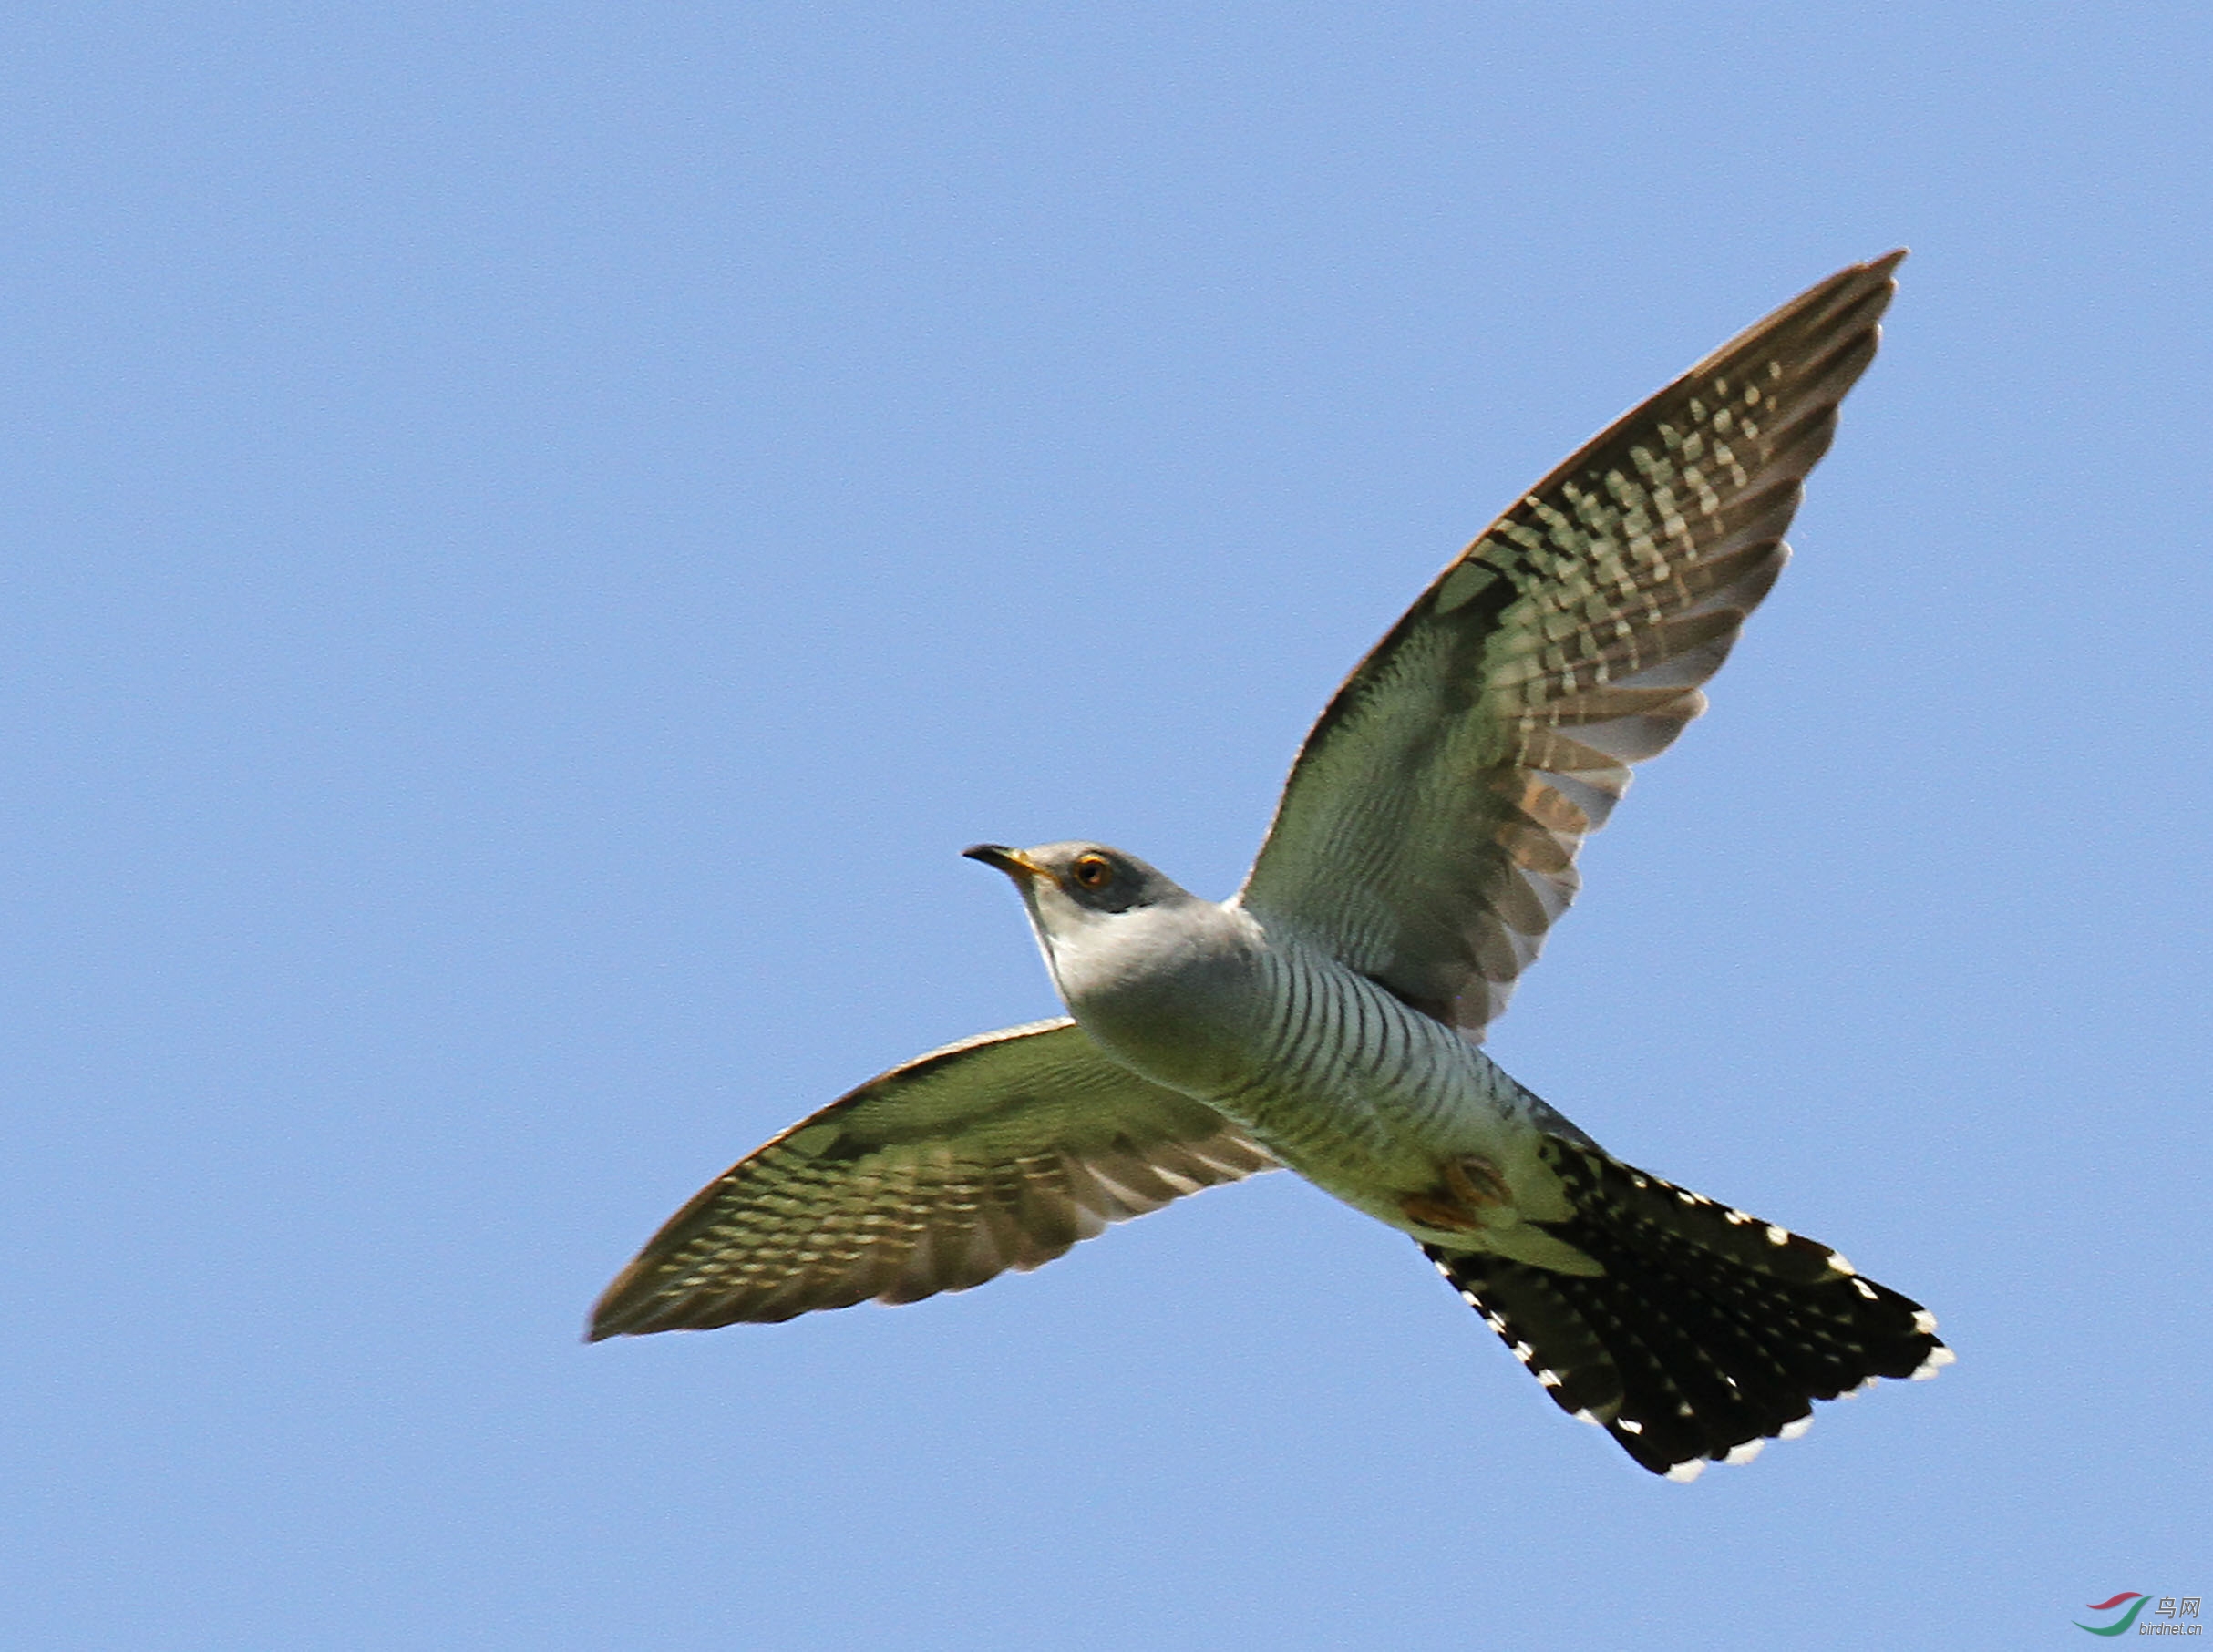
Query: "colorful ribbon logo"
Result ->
[[2077, 1594, 2150, 1636]]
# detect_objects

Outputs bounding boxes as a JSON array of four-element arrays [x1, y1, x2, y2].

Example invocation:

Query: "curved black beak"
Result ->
[[962, 843, 1047, 881]]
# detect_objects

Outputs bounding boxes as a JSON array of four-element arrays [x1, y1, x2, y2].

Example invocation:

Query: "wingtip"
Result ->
[[586, 1260, 654, 1342]]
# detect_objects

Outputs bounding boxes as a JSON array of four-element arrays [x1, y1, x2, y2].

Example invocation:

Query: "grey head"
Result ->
[[963, 840, 1254, 1092], [961, 840, 1219, 987], [962, 840, 1195, 926]]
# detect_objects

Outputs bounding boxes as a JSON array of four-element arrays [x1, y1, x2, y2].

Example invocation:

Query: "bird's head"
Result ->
[[963, 840, 1250, 1088], [962, 841, 1191, 934]]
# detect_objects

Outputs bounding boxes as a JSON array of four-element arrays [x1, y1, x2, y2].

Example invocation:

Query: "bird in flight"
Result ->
[[591, 252, 1951, 1480]]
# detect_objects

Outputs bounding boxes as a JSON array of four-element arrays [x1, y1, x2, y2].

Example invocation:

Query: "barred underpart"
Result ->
[[1426, 1137, 1951, 1479]]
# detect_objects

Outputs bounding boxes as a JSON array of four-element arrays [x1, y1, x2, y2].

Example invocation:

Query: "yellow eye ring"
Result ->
[[1070, 853, 1114, 889]]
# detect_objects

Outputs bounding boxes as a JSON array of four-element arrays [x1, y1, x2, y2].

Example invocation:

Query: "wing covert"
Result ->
[[1238, 254, 1902, 1037], [589, 1019, 1275, 1336]]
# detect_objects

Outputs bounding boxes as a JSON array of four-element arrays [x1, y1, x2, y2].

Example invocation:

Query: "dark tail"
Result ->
[[1426, 1138, 1949, 1479]]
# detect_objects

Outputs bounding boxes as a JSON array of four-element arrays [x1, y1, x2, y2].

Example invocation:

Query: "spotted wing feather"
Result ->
[[1240, 253, 1903, 1035], [589, 1019, 1276, 1337]]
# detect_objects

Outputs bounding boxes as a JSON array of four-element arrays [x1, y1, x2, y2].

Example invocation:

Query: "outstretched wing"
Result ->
[[589, 1019, 1275, 1336], [1238, 253, 1901, 1037]]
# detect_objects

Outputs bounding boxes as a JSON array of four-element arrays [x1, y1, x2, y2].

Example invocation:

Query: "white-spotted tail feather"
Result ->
[[1426, 1136, 1947, 1478]]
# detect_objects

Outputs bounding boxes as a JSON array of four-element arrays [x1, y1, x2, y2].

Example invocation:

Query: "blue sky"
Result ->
[[5, 5, 2208, 1647]]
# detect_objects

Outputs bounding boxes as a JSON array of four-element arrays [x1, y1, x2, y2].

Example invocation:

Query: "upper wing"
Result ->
[[589, 1019, 1276, 1336], [1237, 254, 1901, 1038]]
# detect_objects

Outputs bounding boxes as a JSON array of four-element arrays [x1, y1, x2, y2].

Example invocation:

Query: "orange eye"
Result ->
[[1071, 853, 1114, 889]]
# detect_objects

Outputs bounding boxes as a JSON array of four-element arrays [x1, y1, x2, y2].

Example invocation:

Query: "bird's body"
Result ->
[[1018, 858, 1581, 1264], [591, 253, 1951, 1479]]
